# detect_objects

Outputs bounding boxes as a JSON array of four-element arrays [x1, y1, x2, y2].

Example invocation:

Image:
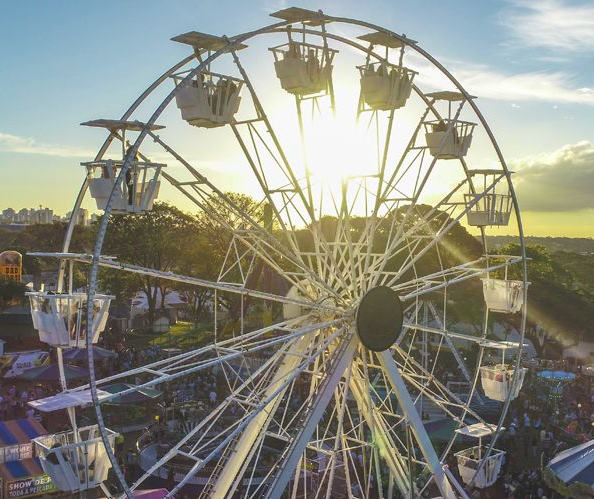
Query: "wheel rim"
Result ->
[[36, 10, 529, 499]]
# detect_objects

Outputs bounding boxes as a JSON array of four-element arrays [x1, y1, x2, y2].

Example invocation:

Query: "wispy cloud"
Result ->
[[408, 52, 594, 105], [512, 141, 594, 211], [453, 67, 594, 105], [0, 132, 92, 158], [500, 0, 594, 52]]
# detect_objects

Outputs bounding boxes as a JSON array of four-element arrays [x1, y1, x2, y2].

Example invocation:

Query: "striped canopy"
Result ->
[[0, 419, 46, 448], [0, 457, 44, 480], [546, 439, 594, 497]]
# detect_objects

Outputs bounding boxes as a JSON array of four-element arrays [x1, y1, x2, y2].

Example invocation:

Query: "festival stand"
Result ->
[[0, 419, 56, 498]]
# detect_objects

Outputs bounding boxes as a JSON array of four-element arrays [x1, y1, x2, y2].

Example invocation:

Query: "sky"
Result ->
[[0, 0, 593, 237]]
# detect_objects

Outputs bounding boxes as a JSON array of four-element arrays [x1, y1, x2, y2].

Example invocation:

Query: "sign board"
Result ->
[[0, 351, 48, 379], [5, 475, 55, 498], [0, 251, 22, 282]]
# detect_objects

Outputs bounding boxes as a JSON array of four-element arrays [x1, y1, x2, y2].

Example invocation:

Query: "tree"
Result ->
[[497, 243, 594, 355], [100, 203, 202, 327], [0, 277, 27, 314], [193, 192, 265, 314], [0, 222, 92, 275]]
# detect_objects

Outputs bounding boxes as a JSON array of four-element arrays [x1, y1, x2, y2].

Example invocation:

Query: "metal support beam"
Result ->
[[264, 332, 358, 499], [378, 351, 464, 499]]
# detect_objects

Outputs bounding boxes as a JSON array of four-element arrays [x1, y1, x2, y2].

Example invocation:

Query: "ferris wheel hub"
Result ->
[[355, 286, 403, 352]]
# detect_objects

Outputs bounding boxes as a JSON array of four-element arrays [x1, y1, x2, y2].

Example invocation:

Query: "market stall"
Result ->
[[0, 419, 56, 498], [545, 438, 594, 498]]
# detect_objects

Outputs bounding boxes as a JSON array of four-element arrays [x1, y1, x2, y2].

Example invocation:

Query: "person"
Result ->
[[124, 143, 139, 205], [47, 443, 65, 465], [432, 120, 448, 133], [125, 169, 134, 206], [101, 163, 111, 179], [306, 48, 320, 85], [210, 78, 238, 116], [78, 300, 88, 341], [167, 466, 175, 490], [364, 63, 375, 77], [286, 41, 299, 59], [41, 298, 51, 314], [69, 308, 79, 341]]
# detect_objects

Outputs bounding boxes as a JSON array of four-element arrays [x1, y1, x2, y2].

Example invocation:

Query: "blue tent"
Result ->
[[545, 439, 594, 498]]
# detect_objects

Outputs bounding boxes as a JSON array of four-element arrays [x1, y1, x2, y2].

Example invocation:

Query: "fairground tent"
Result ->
[[545, 438, 594, 498], [0, 419, 56, 498]]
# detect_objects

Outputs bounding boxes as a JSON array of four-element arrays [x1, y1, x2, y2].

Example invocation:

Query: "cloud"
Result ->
[[408, 51, 594, 105], [0, 132, 91, 158], [512, 141, 594, 211], [500, 0, 594, 52], [454, 67, 594, 105]]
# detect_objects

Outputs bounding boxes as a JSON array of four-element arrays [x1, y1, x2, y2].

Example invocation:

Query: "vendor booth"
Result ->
[[0, 419, 56, 498], [545, 438, 594, 498]]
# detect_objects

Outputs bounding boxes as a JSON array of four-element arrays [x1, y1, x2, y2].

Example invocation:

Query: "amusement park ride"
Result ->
[[25, 7, 528, 499]]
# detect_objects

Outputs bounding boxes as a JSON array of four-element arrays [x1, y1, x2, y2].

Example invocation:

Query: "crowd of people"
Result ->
[[4, 321, 594, 499], [457, 360, 593, 499]]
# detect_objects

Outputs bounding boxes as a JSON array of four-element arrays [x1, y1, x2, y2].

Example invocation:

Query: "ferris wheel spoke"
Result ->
[[376, 350, 461, 498], [149, 144, 339, 300], [314, 368, 354, 499], [401, 319, 521, 352], [32, 316, 348, 417], [366, 189, 464, 289], [30, 252, 339, 315], [393, 254, 524, 300], [168, 326, 351, 498], [355, 100, 437, 286], [149, 131, 303, 255], [224, 54, 357, 301], [390, 345, 484, 425], [374, 172, 508, 290], [229, 49, 317, 223], [252, 332, 357, 499], [422, 299, 479, 394], [142, 130, 356, 303], [348, 357, 412, 497], [133, 338, 295, 491], [364, 105, 476, 289], [140, 325, 339, 495]]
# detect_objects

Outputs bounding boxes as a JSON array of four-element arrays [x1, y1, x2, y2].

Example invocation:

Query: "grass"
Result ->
[[125, 321, 214, 349]]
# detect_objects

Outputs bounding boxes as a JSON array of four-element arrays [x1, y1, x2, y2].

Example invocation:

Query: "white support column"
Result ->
[[209, 332, 321, 497], [378, 351, 462, 499], [265, 332, 358, 499], [349, 366, 412, 497]]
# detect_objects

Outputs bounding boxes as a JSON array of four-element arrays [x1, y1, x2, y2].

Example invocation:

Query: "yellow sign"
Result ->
[[5, 474, 55, 498], [0, 252, 22, 282]]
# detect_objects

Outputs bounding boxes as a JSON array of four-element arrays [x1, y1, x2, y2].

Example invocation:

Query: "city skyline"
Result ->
[[1, 0, 593, 236], [0, 206, 93, 225]]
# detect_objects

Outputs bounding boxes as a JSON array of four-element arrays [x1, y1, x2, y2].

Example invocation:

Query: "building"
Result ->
[[17, 208, 30, 223], [1, 207, 56, 225], [1, 208, 16, 223], [66, 208, 89, 226], [34, 207, 53, 224]]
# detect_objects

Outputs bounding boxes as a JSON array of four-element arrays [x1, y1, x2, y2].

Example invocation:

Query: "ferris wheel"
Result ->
[[26, 7, 529, 499]]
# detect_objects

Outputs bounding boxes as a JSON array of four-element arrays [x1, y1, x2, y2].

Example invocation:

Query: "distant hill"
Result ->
[[485, 236, 594, 254]]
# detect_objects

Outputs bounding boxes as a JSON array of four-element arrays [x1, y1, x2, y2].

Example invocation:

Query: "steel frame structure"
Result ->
[[32, 7, 528, 499]]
